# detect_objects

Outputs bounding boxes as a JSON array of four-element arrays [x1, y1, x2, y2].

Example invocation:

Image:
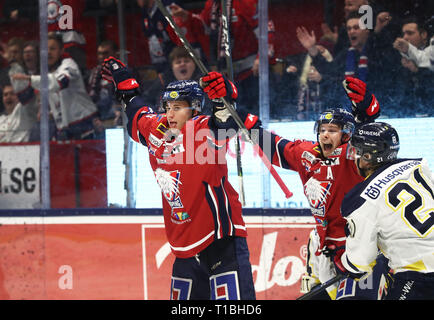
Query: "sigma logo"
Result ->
[[364, 185, 380, 199]]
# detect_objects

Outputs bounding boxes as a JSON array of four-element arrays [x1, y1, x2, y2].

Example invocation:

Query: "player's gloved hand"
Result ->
[[332, 249, 366, 280], [200, 71, 238, 103], [200, 71, 238, 122], [343, 76, 380, 123], [321, 244, 343, 258], [101, 56, 139, 105]]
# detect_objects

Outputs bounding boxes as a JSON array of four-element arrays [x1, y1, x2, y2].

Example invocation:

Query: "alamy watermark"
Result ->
[[359, 5, 374, 30], [48, 1, 73, 30]]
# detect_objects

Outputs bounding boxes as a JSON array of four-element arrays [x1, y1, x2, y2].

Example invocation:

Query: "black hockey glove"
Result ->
[[343, 77, 380, 123], [101, 56, 140, 106]]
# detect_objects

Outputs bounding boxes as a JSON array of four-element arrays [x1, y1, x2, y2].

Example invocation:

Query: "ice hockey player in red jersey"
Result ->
[[211, 71, 389, 299], [101, 57, 255, 300]]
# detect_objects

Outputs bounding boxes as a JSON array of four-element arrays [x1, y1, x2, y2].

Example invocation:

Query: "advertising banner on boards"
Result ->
[[0, 214, 314, 300], [0, 145, 40, 209]]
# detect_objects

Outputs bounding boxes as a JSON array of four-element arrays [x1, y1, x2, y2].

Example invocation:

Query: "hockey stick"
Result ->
[[296, 274, 346, 300], [220, 0, 245, 206], [156, 0, 293, 199]]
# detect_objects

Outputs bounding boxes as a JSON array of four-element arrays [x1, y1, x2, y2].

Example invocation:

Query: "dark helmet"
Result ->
[[349, 122, 400, 164], [160, 80, 205, 112], [314, 108, 356, 140]]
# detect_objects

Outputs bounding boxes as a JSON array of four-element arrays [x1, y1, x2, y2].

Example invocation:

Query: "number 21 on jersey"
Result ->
[[386, 167, 434, 237]]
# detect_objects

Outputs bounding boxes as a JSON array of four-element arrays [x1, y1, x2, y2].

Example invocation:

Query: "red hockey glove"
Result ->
[[332, 247, 348, 276], [101, 56, 139, 105], [200, 71, 238, 103], [343, 77, 380, 123]]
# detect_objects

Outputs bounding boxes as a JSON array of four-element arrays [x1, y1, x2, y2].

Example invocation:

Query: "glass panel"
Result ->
[[0, 0, 432, 210]]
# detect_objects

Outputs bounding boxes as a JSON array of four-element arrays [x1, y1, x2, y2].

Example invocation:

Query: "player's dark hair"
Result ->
[[402, 15, 429, 35]]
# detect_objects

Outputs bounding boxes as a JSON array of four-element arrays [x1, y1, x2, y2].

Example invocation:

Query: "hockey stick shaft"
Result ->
[[155, 0, 292, 199], [296, 274, 346, 300], [220, 0, 245, 206]]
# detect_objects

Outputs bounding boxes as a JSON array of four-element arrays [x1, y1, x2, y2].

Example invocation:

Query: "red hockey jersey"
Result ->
[[129, 105, 247, 258], [268, 134, 363, 251]]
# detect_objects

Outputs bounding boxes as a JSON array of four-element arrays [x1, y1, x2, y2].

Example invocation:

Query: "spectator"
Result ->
[[321, 0, 402, 57], [11, 33, 98, 141], [296, 11, 402, 115], [136, 0, 208, 78], [87, 40, 121, 125], [140, 46, 204, 111], [394, 36, 434, 71], [393, 16, 434, 117], [170, 0, 271, 114], [3, 1, 87, 74], [278, 44, 334, 120], [320, 0, 370, 56], [0, 37, 25, 88], [22, 40, 40, 76], [0, 83, 38, 143]]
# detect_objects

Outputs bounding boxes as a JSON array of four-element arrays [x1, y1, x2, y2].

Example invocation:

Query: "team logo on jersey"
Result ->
[[304, 177, 332, 217], [154, 169, 183, 209], [171, 211, 190, 223], [364, 185, 381, 199]]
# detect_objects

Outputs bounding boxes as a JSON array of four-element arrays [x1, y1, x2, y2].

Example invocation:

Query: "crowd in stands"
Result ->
[[0, 0, 433, 144]]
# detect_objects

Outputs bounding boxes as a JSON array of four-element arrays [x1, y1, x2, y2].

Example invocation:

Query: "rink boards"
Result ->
[[0, 208, 314, 300]]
